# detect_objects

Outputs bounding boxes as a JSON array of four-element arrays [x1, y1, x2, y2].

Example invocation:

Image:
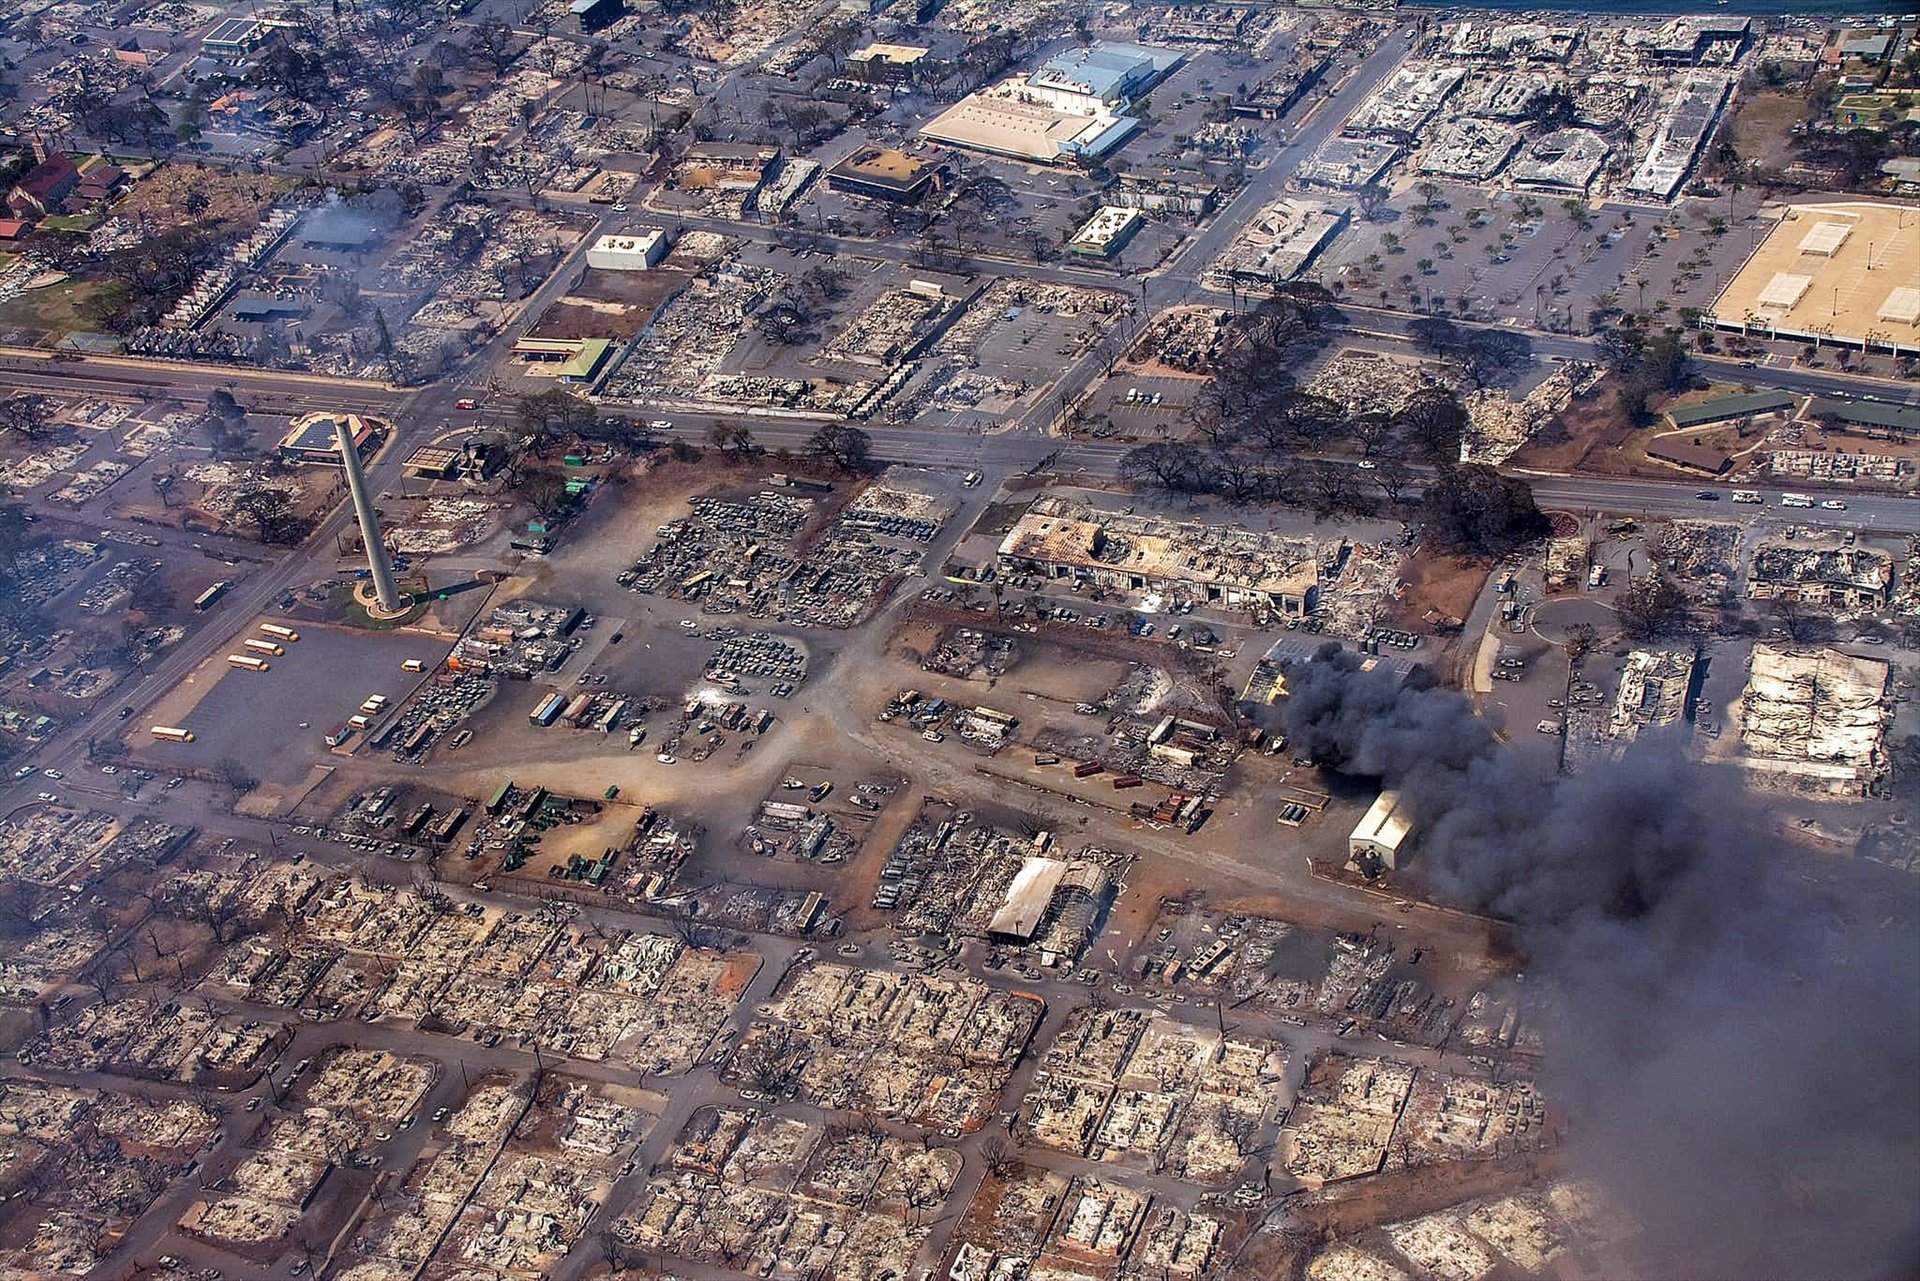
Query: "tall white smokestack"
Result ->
[[336, 416, 402, 613]]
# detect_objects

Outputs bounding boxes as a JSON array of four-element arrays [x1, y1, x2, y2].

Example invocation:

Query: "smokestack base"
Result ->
[[352, 579, 416, 620]]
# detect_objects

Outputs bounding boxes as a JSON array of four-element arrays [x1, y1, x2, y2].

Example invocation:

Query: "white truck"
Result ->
[[1781, 493, 1813, 508]]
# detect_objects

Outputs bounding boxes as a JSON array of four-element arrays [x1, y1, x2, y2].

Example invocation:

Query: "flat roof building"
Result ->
[[825, 147, 948, 204], [586, 229, 669, 271], [918, 40, 1178, 165], [1705, 201, 1920, 357], [204, 16, 272, 58], [1348, 788, 1412, 873], [279, 412, 379, 464], [568, 0, 623, 30], [846, 42, 930, 86], [1027, 42, 1180, 107], [921, 94, 1138, 165], [1067, 205, 1143, 258], [514, 337, 612, 384]]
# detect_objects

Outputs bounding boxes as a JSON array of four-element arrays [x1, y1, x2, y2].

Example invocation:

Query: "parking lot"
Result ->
[[142, 623, 449, 784]]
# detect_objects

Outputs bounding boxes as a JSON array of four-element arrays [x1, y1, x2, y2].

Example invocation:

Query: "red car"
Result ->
[[455, 398, 478, 410]]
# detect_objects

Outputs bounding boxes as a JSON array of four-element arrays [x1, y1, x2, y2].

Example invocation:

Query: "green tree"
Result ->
[[805, 423, 874, 472], [1421, 465, 1550, 557], [515, 389, 597, 455]]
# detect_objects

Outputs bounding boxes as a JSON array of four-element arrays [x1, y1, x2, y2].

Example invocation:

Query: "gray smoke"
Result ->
[[1278, 644, 1920, 1280]]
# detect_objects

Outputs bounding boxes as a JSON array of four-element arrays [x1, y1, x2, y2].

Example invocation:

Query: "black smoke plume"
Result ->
[[1279, 644, 1920, 1280]]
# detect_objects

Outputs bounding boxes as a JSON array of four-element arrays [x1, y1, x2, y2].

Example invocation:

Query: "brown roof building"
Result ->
[[1646, 438, 1733, 475], [8, 153, 78, 220]]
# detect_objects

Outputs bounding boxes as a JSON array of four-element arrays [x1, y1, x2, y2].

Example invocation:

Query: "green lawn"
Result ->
[[0, 278, 127, 335]]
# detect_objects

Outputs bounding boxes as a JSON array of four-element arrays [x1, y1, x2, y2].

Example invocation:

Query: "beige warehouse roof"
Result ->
[[1711, 201, 1920, 346], [988, 856, 1069, 939], [920, 95, 1108, 162], [1350, 788, 1412, 853]]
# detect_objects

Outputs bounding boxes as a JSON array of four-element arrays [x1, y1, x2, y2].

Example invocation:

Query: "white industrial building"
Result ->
[[585, 229, 669, 271], [1067, 206, 1144, 257], [918, 41, 1181, 165], [1348, 789, 1413, 874]]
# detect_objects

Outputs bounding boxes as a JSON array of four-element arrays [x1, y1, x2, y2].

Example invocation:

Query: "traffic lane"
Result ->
[[1531, 478, 1920, 533]]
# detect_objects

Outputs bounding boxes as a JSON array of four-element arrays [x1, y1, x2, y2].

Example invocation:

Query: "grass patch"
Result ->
[[0, 278, 127, 335], [329, 580, 431, 630]]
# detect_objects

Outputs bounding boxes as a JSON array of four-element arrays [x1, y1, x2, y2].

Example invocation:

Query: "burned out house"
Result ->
[[996, 498, 1334, 616], [1747, 535, 1892, 612]]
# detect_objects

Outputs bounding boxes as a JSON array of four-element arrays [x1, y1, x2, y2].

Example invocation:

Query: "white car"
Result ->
[[1355, 460, 1376, 470], [656, 752, 678, 765], [648, 419, 674, 432], [1820, 499, 1847, 511]]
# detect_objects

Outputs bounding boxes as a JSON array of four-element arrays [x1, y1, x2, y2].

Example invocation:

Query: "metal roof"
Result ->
[[1809, 396, 1920, 432], [987, 856, 1068, 940]]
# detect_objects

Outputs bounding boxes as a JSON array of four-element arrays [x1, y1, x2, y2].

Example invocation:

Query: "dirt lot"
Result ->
[[1391, 548, 1487, 635], [527, 263, 699, 342], [1726, 88, 1811, 174], [1508, 383, 1641, 475]]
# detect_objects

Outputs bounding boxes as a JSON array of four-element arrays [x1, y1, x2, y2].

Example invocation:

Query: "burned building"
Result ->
[[1608, 649, 1696, 745], [997, 497, 1333, 617], [1747, 535, 1892, 612], [986, 856, 1111, 955], [1733, 645, 1890, 797]]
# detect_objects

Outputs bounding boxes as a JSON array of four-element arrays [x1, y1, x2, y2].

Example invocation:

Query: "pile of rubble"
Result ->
[[923, 628, 1017, 680], [604, 262, 778, 401], [1764, 449, 1907, 485], [1308, 352, 1450, 416], [1124, 307, 1230, 374], [1461, 360, 1599, 464], [1653, 520, 1742, 600]]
